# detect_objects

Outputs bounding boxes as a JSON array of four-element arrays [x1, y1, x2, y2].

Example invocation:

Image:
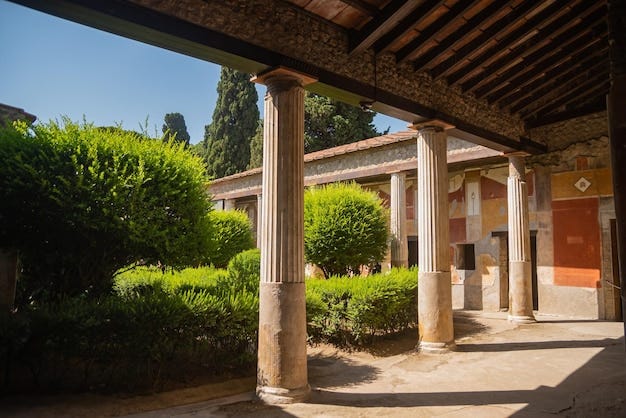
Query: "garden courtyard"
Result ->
[[3, 310, 624, 418]]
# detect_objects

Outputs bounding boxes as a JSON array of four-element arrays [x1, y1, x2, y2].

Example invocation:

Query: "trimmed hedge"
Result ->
[[0, 120, 212, 301], [207, 210, 255, 268], [306, 268, 418, 345], [0, 263, 418, 393], [304, 182, 388, 277], [1, 267, 258, 392]]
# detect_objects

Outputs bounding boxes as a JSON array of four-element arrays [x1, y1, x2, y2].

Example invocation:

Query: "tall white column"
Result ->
[[414, 123, 455, 353], [254, 69, 311, 403], [507, 153, 536, 323], [256, 193, 263, 248], [390, 172, 408, 268]]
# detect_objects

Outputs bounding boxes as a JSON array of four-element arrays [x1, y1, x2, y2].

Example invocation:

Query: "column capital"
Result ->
[[252, 66, 317, 87], [504, 151, 531, 159], [409, 119, 455, 132]]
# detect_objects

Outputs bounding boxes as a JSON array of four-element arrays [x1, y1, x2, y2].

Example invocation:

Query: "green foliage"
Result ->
[[1, 267, 258, 392], [0, 120, 212, 301], [0, 263, 418, 392], [304, 182, 388, 277], [247, 120, 263, 169], [114, 266, 228, 298], [304, 93, 382, 153], [204, 67, 260, 178], [162, 112, 191, 146], [207, 210, 255, 268], [306, 268, 418, 345], [227, 249, 261, 293]]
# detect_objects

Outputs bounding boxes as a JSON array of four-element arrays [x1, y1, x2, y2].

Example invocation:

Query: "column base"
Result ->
[[417, 340, 456, 354], [508, 314, 536, 324], [256, 384, 311, 404]]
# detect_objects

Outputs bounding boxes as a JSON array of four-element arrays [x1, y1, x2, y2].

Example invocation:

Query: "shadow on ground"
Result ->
[[301, 336, 625, 417]]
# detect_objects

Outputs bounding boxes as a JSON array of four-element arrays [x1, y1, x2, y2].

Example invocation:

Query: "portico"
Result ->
[[8, 0, 624, 405]]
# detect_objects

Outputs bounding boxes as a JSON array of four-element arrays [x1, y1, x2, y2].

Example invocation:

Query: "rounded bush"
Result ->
[[0, 119, 212, 300], [227, 248, 260, 293], [207, 210, 254, 268], [304, 182, 388, 277]]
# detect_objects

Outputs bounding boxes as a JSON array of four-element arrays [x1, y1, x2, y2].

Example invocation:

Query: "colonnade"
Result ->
[[248, 67, 535, 403]]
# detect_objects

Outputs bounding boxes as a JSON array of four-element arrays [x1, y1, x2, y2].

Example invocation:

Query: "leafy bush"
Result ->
[[227, 249, 261, 293], [207, 210, 254, 268], [1, 269, 258, 392], [0, 120, 212, 301], [304, 182, 388, 277], [114, 266, 228, 297], [306, 268, 418, 345]]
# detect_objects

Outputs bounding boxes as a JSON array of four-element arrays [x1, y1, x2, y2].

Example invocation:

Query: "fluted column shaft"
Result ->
[[256, 194, 263, 248], [416, 126, 455, 352], [507, 154, 536, 323], [390, 172, 408, 268], [257, 75, 310, 403]]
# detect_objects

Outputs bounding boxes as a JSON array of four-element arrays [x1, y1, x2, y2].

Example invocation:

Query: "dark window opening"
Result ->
[[457, 244, 476, 270]]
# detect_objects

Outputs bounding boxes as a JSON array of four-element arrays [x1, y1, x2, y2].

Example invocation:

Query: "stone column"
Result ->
[[607, 0, 626, 336], [256, 193, 263, 248], [390, 172, 408, 268], [253, 68, 314, 403], [506, 153, 536, 323], [224, 198, 236, 210], [413, 122, 455, 353]]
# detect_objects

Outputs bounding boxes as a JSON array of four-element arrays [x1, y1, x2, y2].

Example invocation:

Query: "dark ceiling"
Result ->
[[285, 0, 609, 128]]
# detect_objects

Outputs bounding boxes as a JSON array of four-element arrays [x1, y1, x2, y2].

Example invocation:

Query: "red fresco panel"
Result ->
[[552, 198, 601, 288], [481, 176, 507, 200], [449, 217, 467, 244]]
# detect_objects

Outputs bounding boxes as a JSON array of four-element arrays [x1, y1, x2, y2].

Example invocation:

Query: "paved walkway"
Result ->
[[126, 311, 626, 418], [3, 311, 624, 417]]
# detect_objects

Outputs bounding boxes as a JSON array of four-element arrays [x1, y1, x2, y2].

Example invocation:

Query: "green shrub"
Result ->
[[227, 249, 261, 293], [1, 282, 258, 392], [114, 266, 228, 297], [304, 182, 388, 278], [207, 210, 254, 268], [0, 120, 212, 301], [306, 268, 418, 345]]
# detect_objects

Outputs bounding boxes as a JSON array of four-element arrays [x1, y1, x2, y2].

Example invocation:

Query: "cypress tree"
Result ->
[[162, 112, 191, 146], [304, 93, 382, 153], [204, 67, 259, 178]]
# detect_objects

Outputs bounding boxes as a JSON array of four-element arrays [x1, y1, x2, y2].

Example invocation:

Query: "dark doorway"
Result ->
[[610, 219, 623, 321], [408, 236, 418, 268], [493, 231, 539, 311]]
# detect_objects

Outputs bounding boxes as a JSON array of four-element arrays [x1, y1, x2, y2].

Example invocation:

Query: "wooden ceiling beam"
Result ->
[[395, 0, 481, 64], [495, 48, 608, 108], [338, 0, 379, 16], [501, 32, 608, 113], [445, 1, 566, 86], [429, 1, 543, 80], [526, 98, 606, 128], [463, 4, 605, 94], [519, 73, 609, 118], [506, 58, 608, 113], [349, 0, 421, 55], [371, 0, 444, 54], [412, 1, 510, 73], [468, 15, 606, 99]]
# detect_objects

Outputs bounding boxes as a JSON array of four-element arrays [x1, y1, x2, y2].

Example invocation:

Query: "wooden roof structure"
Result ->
[[287, 0, 609, 129], [8, 0, 617, 154]]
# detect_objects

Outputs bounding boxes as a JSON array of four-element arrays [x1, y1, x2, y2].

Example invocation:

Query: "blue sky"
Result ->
[[0, 1, 407, 144]]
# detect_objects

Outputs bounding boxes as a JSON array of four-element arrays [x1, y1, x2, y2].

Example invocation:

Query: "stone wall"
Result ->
[[528, 111, 608, 151]]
